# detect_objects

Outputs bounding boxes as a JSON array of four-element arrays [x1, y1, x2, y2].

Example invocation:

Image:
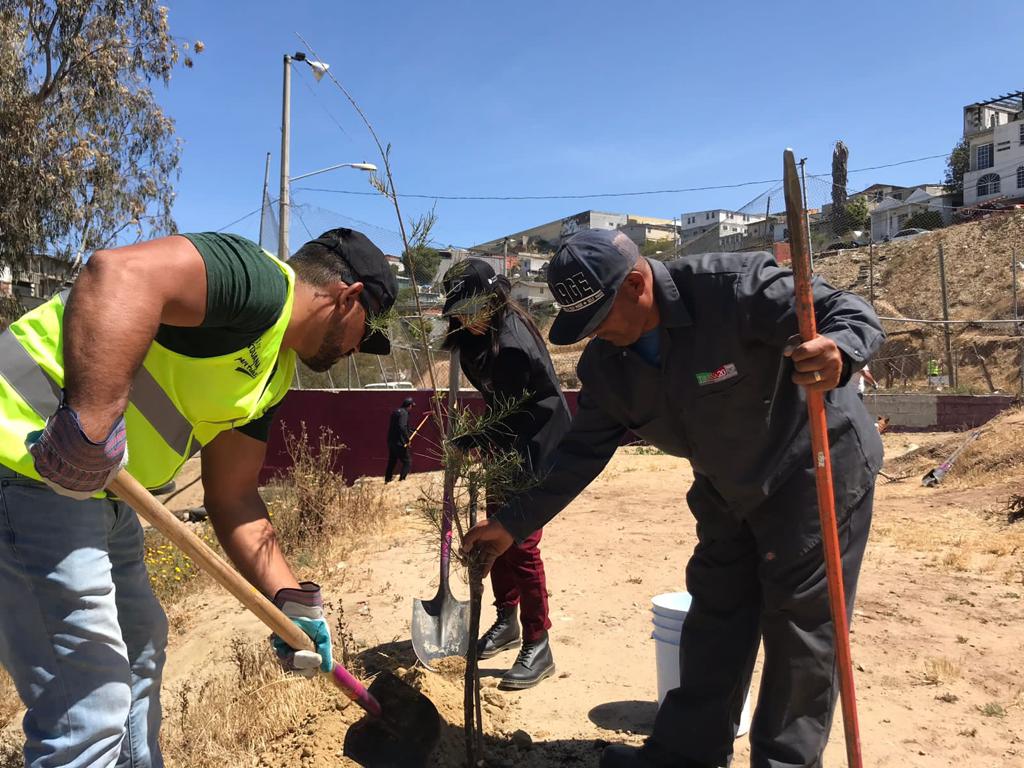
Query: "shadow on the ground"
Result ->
[[587, 700, 657, 735]]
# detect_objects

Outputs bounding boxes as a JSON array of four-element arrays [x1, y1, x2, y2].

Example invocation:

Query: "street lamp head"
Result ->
[[307, 59, 330, 82], [351, 162, 377, 172]]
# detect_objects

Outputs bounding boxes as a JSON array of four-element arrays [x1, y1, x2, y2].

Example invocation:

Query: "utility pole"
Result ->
[[799, 158, 813, 269], [258, 152, 272, 248], [1012, 249, 1020, 336], [868, 240, 875, 306], [764, 195, 772, 249], [938, 243, 955, 388], [278, 53, 294, 260]]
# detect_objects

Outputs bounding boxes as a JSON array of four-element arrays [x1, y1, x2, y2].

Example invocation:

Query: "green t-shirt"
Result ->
[[154, 232, 288, 441]]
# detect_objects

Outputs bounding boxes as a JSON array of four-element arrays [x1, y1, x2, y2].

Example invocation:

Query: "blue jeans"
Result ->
[[0, 469, 167, 767]]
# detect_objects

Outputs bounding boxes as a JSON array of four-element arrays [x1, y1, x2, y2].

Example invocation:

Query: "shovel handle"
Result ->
[[438, 348, 461, 584], [109, 470, 381, 717], [783, 149, 862, 768]]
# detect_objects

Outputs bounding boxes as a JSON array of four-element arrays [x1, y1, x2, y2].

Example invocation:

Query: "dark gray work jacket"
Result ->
[[495, 253, 885, 541]]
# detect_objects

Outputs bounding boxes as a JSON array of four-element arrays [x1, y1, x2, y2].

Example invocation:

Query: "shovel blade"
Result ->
[[343, 672, 441, 768], [411, 586, 470, 670]]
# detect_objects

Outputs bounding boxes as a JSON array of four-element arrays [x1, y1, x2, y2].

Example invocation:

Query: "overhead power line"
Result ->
[[295, 153, 951, 202]]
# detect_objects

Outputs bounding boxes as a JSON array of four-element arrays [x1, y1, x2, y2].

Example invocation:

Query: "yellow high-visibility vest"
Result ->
[[0, 252, 296, 490]]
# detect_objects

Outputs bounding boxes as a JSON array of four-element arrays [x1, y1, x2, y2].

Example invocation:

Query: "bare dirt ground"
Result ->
[[2, 434, 1021, 767], [180, 434, 1024, 767]]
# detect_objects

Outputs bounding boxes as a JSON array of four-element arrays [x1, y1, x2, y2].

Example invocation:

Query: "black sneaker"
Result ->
[[498, 632, 555, 690], [477, 606, 521, 660]]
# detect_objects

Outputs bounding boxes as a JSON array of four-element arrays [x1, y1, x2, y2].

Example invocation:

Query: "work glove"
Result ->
[[271, 581, 334, 677], [26, 399, 127, 500]]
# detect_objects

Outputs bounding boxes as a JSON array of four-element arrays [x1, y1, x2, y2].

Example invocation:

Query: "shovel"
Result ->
[[411, 349, 470, 669], [921, 428, 984, 487], [109, 470, 440, 768]]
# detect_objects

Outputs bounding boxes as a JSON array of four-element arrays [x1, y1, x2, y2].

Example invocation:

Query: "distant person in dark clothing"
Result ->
[[385, 397, 414, 482], [442, 258, 571, 690]]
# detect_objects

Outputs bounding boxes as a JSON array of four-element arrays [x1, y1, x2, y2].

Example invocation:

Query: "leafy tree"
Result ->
[[401, 208, 442, 284], [904, 210, 944, 231], [842, 196, 869, 232], [831, 140, 849, 229], [639, 238, 675, 258], [944, 137, 970, 206], [402, 244, 441, 285], [0, 1, 199, 273]]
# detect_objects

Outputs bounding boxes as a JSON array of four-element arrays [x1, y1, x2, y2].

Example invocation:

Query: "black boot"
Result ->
[[498, 632, 555, 690], [477, 606, 521, 660], [600, 742, 713, 768], [600, 745, 654, 768]]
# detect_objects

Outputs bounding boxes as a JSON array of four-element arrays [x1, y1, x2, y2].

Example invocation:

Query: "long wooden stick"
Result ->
[[782, 149, 863, 768], [405, 413, 431, 448], [109, 471, 382, 717]]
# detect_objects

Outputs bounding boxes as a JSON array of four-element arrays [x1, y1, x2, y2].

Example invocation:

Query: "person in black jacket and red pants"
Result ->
[[442, 258, 571, 689]]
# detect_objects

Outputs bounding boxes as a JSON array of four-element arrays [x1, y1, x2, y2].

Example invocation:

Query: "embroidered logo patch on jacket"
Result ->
[[696, 363, 738, 386]]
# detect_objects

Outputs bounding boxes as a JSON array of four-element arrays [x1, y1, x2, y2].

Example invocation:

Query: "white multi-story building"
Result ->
[[679, 209, 761, 240], [962, 91, 1024, 207]]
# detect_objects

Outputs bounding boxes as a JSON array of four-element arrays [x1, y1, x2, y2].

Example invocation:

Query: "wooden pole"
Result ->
[[868, 241, 875, 306], [938, 243, 955, 388], [783, 149, 863, 768]]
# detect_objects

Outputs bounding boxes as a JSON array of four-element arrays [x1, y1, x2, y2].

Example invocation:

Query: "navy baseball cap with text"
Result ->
[[547, 230, 639, 345]]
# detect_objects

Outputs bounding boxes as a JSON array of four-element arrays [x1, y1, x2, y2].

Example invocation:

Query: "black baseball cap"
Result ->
[[442, 258, 499, 317], [547, 230, 638, 345], [402, 396, 414, 407], [292, 228, 399, 355]]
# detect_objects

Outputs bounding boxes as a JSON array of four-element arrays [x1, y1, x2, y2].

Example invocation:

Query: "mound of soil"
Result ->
[[887, 405, 1024, 484]]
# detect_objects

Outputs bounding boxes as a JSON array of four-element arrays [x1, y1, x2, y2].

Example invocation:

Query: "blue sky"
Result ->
[[160, 0, 1024, 255]]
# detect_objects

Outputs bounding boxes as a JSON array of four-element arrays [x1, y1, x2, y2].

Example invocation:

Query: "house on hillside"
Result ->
[[869, 185, 953, 241], [962, 91, 1024, 207], [617, 219, 679, 248], [470, 210, 680, 256], [679, 209, 761, 241], [0, 255, 76, 310]]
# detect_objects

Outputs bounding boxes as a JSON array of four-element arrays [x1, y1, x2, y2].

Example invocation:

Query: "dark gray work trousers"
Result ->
[[648, 467, 875, 768]]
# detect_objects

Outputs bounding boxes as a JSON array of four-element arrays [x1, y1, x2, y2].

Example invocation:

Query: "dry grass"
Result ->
[[922, 656, 962, 686], [0, 669, 17, 733], [888, 406, 1024, 486], [815, 212, 1024, 392], [161, 639, 337, 768], [266, 424, 391, 567]]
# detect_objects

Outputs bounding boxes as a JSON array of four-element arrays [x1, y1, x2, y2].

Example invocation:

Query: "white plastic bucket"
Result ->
[[651, 591, 692, 619], [651, 592, 752, 738], [651, 614, 685, 634]]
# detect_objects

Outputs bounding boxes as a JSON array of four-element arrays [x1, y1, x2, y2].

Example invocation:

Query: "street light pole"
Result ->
[[279, 53, 295, 260]]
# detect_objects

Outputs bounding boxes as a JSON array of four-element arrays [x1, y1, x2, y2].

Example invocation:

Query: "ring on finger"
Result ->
[[812, 370, 822, 383]]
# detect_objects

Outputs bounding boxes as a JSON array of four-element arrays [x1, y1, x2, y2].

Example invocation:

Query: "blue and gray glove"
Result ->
[[271, 581, 334, 677], [27, 400, 127, 500]]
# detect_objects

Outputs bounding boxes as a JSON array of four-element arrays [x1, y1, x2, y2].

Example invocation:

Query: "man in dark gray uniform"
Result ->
[[464, 230, 883, 768], [385, 396, 414, 482]]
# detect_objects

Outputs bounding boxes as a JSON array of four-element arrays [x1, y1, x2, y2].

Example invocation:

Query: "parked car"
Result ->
[[890, 228, 929, 241]]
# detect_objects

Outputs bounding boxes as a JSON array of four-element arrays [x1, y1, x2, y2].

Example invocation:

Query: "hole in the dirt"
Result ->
[[587, 700, 658, 734]]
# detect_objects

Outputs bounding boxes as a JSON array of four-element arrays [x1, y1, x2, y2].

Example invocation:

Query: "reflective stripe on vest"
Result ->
[[0, 330, 61, 416]]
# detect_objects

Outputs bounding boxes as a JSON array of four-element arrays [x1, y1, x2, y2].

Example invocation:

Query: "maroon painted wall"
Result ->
[[260, 389, 584, 485], [936, 395, 1015, 430]]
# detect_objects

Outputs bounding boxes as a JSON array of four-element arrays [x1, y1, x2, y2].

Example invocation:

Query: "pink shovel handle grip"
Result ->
[[328, 664, 383, 718]]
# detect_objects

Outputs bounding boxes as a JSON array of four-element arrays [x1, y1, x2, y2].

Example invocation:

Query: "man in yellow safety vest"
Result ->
[[0, 228, 396, 767]]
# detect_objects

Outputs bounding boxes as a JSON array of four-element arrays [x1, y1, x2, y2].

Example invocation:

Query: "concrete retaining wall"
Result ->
[[864, 392, 1016, 431]]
